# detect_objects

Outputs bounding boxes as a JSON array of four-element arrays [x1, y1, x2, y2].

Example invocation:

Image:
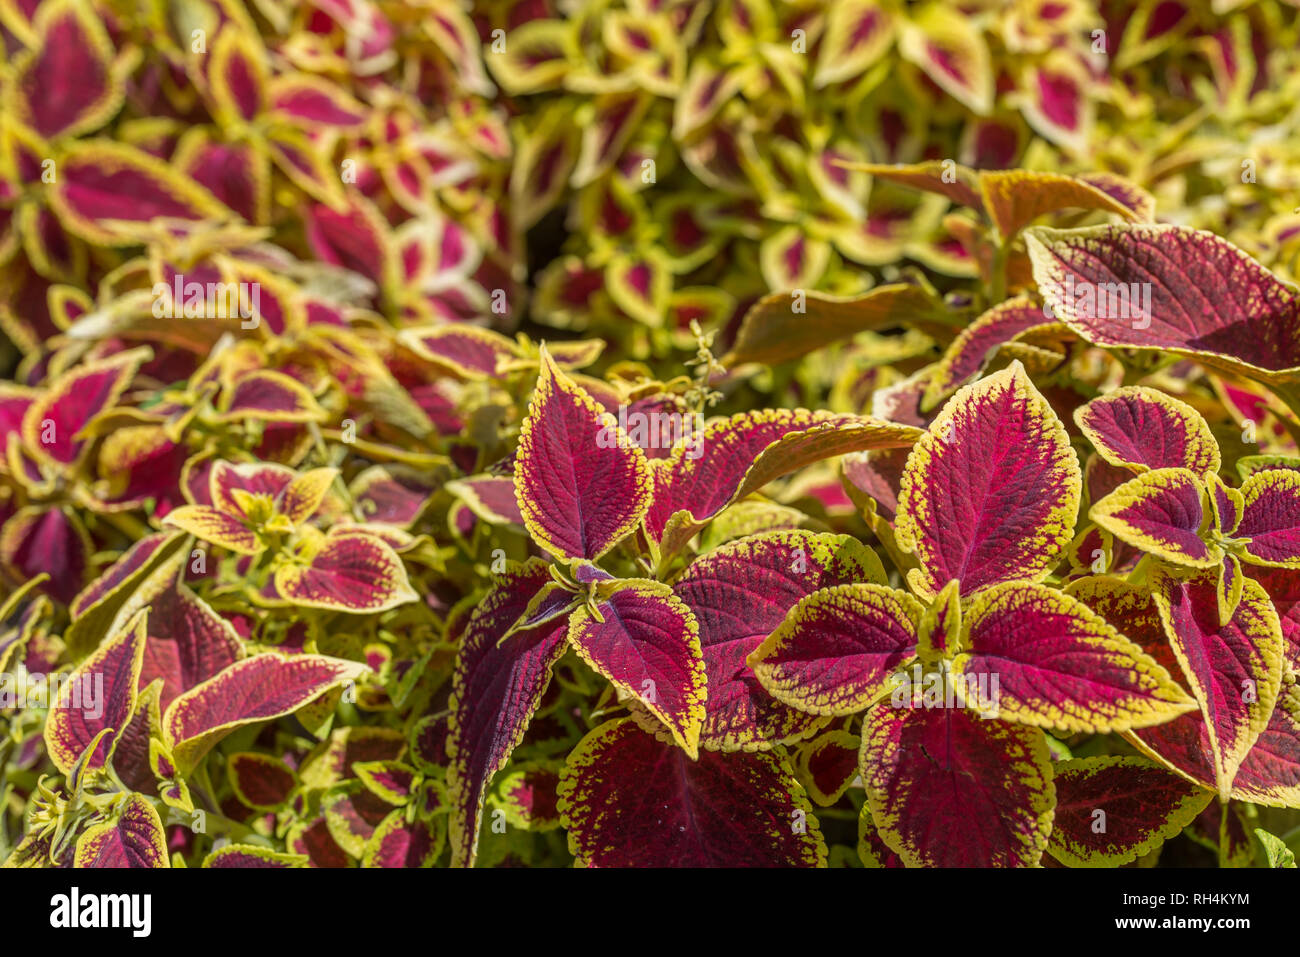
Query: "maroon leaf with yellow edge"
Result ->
[[862, 702, 1055, 867], [204, 845, 307, 868], [164, 653, 369, 772], [1237, 470, 1300, 567], [216, 370, 325, 424], [1018, 54, 1094, 153], [922, 296, 1054, 410], [723, 283, 943, 367], [1076, 387, 1221, 475], [978, 170, 1153, 241], [44, 609, 146, 775], [74, 794, 168, 868], [557, 717, 826, 867], [229, 753, 297, 811], [274, 529, 418, 613], [48, 142, 229, 245], [362, 812, 442, 868], [1048, 756, 1213, 867], [494, 763, 562, 831], [568, 580, 706, 757], [813, 0, 895, 88], [798, 729, 862, 806], [895, 362, 1081, 598], [1026, 224, 1300, 383], [209, 27, 268, 125], [898, 4, 993, 114], [137, 581, 243, 711], [953, 582, 1196, 733], [514, 348, 651, 561], [1151, 568, 1284, 797], [749, 584, 921, 717], [23, 348, 146, 469], [1090, 468, 1217, 568], [646, 409, 922, 556], [446, 560, 569, 868], [1130, 704, 1300, 808], [399, 325, 519, 380], [0, 506, 92, 605], [8, 0, 122, 140], [672, 530, 884, 750]]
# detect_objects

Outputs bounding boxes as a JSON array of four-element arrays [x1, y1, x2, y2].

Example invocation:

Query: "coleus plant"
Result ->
[[4, 0, 1300, 873]]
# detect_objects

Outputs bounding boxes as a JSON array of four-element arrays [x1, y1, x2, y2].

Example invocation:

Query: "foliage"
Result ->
[[2, 0, 1300, 869]]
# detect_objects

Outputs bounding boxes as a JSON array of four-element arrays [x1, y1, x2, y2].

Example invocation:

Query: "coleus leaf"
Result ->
[[514, 348, 652, 562], [399, 325, 519, 380], [23, 347, 146, 469], [446, 560, 568, 868], [1047, 756, 1213, 867], [362, 812, 443, 868], [44, 609, 146, 775], [979, 170, 1153, 241], [203, 845, 307, 868], [1075, 386, 1221, 475], [74, 794, 168, 869], [1129, 704, 1300, 809], [861, 703, 1055, 867], [922, 296, 1054, 411], [229, 753, 297, 812], [897, 3, 993, 114], [672, 530, 884, 750], [273, 529, 418, 613], [163, 653, 369, 773], [1090, 468, 1219, 568], [895, 361, 1081, 598], [797, 729, 861, 806], [1151, 567, 1284, 797], [65, 530, 186, 654], [493, 763, 562, 831], [749, 583, 921, 717], [646, 409, 923, 559], [1237, 469, 1300, 567], [812, 0, 895, 88], [723, 283, 943, 367], [48, 142, 229, 245], [1026, 224, 1300, 384], [8, 0, 122, 140], [952, 582, 1197, 733], [557, 718, 826, 867], [567, 580, 706, 757], [137, 580, 243, 712]]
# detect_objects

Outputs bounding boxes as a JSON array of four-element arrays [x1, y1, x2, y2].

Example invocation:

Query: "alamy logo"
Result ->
[[596, 406, 706, 460], [152, 273, 261, 328], [1040, 274, 1153, 329], [50, 887, 151, 937], [0, 669, 102, 719], [888, 665, 1001, 718]]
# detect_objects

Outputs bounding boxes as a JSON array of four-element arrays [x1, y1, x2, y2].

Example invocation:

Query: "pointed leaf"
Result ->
[[568, 580, 706, 757], [1090, 468, 1218, 568], [1047, 756, 1213, 867], [1077, 387, 1221, 475], [164, 653, 369, 772], [446, 561, 569, 868], [74, 794, 168, 868], [672, 530, 884, 750], [1026, 224, 1300, 383], [862, 703, 1055, 867], [514, 349, 651, 561], [557, 718, 825, 867], [750, 584, 921, 717], [895, 362, 1081, 598], [953, 582, 1197, 733]]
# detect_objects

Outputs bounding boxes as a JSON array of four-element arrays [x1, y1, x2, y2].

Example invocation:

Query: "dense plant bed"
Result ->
[[1, 0, 1299, 869]]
